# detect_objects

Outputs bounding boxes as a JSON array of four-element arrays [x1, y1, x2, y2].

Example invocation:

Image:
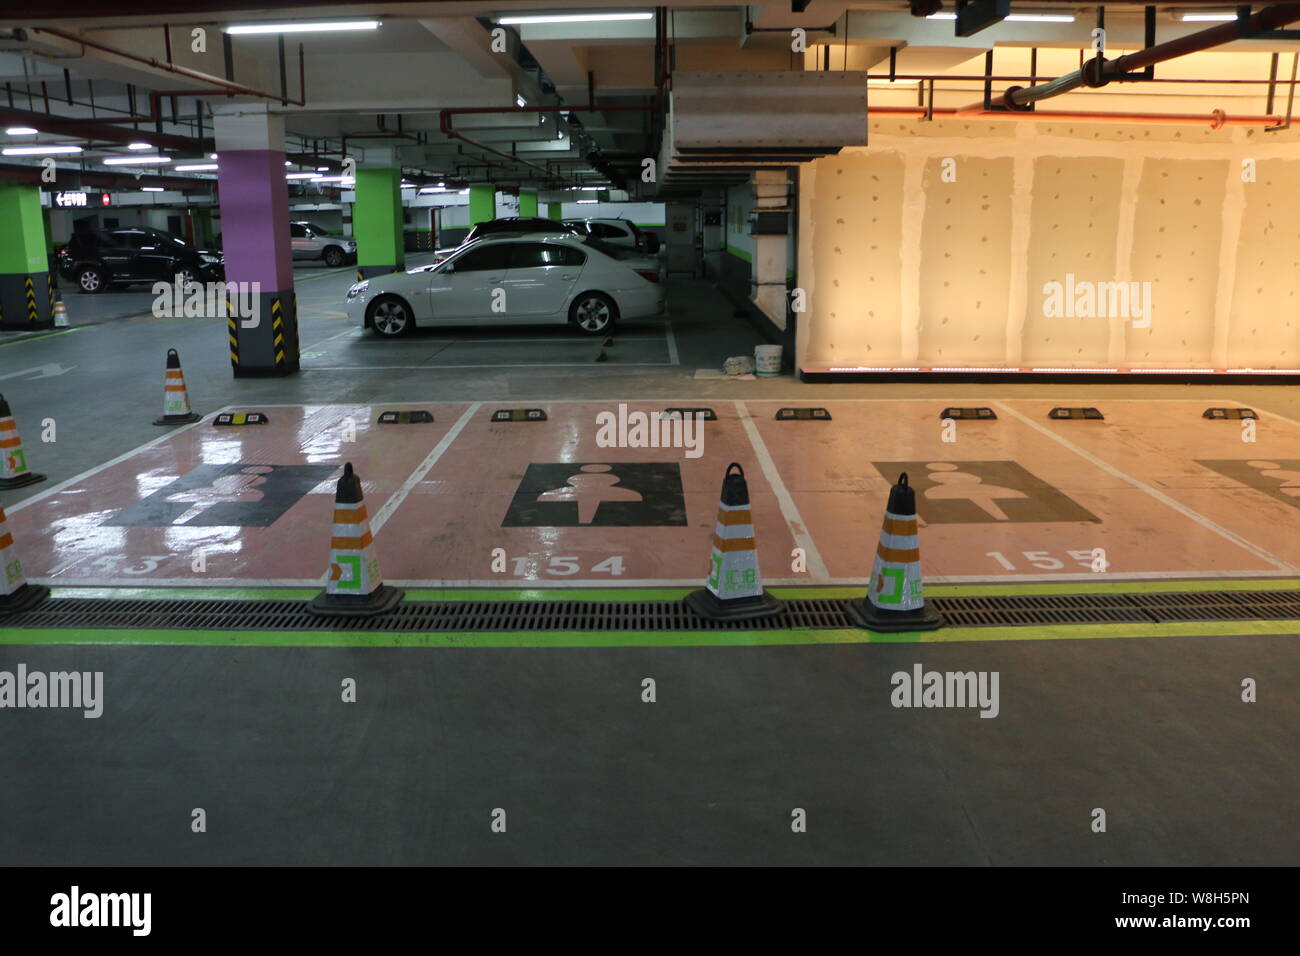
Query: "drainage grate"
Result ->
[[2, 590, 1298, 632]]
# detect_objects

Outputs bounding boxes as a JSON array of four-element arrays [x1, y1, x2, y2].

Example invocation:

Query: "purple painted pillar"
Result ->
[[214, 110, 299, 377]]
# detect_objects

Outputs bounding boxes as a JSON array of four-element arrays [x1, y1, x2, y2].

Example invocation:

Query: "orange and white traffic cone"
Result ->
[[153, 348, 201, 425], [846, 472, 944, 632], [0, 504, 50, 616], [52, 297, 69, 328], [306, 462, 404, 617], [685, 461, 783, 621], [0, 394, 45, 489]]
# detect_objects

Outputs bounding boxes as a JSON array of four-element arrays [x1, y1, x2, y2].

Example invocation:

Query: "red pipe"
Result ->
[[872, 105, 1281, 128], [30, 25, 306, 110], [970, 2, 1300, 112]]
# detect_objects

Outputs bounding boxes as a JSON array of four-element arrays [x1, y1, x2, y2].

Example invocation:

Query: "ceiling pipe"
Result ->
[[439, 104, 655, 187], [0, 161, 213, 190], [25, 25, 305, 111], [961, 3, 1300, 114], [0, 105, 209, 151], [871, 106, 1281, 128]]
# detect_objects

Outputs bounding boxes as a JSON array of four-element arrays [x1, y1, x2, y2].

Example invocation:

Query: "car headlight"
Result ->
[[346, 280, 369, 299]]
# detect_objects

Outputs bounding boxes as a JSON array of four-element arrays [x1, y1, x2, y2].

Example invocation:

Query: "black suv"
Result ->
[[58, 227, 225, 293]]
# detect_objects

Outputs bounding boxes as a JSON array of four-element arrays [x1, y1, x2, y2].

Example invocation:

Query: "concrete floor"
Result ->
[[1, 263, 1297, 866]]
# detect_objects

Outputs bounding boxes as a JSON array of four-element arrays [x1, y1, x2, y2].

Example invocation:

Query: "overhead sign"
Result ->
[[54, 191, 88, 208]]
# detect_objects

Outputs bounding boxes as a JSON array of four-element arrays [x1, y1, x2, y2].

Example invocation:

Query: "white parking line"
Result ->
[[7, 407, 229, 514], [991, 400, 1297, 572], [733, 399, 830, 581], [664, 319, 680, 366], [368, 402, 482, 533]]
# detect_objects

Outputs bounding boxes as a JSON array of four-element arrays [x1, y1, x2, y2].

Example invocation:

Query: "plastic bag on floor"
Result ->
[[723, 355, 756, 376]]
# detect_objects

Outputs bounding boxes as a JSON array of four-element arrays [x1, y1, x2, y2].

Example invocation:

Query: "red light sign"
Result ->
[[101, 193, 112, 207]]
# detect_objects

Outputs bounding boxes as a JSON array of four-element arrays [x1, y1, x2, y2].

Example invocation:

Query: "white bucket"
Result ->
[[754, 344, 783, 376]]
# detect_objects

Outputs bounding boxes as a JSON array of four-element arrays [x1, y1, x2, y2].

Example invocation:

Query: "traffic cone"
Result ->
[[685, 462, 783, 621], [0, 394, 46, 489], [53, 298, 69, 328], [846, 473, 944, 632], [306, 462, 404, 617], [0, 504, 50, 616], [153, 348, 201, 425]]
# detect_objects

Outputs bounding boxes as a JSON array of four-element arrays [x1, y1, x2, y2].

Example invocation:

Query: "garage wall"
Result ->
[[797, 120, 1300, 371]]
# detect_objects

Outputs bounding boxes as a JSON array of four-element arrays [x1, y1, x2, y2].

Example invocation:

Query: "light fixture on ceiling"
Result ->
[[497, 13, 653, 25], [225, 20, 381, 35], [286, 172, 318, 179], [128, 142, 153, 150], [5, 127, 38, 136], [1180, 11, 1237, 21], [103, 155, 171, 165], [516, 94, 528, 108], [3, 144, 82, 155], [576, 198, 598, 204], [175, 163, 218, 171], [926, 11, 1075, 22], [419, 186, 447, 194], [142, 186, 165, 192], [316, 166, 329, 171]]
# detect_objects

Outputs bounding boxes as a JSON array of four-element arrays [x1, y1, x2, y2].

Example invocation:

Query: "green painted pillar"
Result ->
[[519, 190, 538, 217], [469, 184, 496, 225], [193, 207, 215, 245], [0, 185, 54, 330], [353, 167, 405, 280], [546, 202, 563, 220]]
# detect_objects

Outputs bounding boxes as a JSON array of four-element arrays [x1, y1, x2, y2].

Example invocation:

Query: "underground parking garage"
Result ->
[[0, 0, 1297, 909]]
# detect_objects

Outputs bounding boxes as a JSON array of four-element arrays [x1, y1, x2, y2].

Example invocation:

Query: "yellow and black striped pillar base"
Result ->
[[357, 264, 403, 281], [227, 289, 300, 378], [0, 272, 55, 330]]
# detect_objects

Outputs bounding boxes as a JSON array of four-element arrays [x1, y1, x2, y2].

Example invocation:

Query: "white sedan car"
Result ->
[[345, 235, 664, 337]]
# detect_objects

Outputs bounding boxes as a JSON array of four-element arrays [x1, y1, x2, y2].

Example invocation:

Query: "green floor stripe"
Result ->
[[46, 579, 1300, 604], [4, 619, 1297, 649]]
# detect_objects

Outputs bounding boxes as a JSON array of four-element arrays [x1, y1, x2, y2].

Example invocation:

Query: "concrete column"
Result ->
[[546, 201, 563, 220], [354, 148, 404, 279], [751, 170, 790, 330], [214, 106, 300, 377], [469, 184, 496, 225], [0, 185, 54, 330], [519, 190, 538, 217]]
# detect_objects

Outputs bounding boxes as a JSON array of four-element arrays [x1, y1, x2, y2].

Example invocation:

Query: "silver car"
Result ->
[[289, 221, 356, 267]]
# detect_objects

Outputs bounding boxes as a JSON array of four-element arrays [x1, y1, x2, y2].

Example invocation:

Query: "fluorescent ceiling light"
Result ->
[[141, 187, 165, 192], [128, 141, 153, 150], [286, 172, 318, 179], [103, 155, 171, 165], [458, 189, 469, 195], [419, 186, 446, 193], [175, 163, 218, 171], [5, 127, 38, 135], [225, 20, 381, 35], [927, 11, 1075, 22], [3, 144, 81, 155], [516, 94, 528, 108], [314, 175, 355, 183], [1181, 12, 1236, 21], [316, 166, 329, 171], [576, 199, 597, 204], [497, 13, 653, 25]]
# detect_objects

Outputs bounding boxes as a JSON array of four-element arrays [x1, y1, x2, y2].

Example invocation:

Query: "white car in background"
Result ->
[[564, 217, 660, 253], [345, 234, 664, 338]]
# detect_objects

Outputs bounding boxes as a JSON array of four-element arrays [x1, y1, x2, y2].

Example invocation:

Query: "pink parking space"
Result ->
[[744, 399, 1284, 582], [999, 399, 1300, 574], [7, 403, 469, 585], [371, 401, 799, 585]]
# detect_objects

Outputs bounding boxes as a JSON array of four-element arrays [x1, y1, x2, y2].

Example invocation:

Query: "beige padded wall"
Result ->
[[1125, 160, 1225, 366], [1021, 158, 1124, 366], [917, 157, 1013, 366], [801, 148, 906, 366], [1227, 158, 1300, 368], [799, 119, 1300, 372]]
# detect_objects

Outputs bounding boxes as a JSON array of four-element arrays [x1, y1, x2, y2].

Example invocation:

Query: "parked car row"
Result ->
[[57, 227, 225, 293]]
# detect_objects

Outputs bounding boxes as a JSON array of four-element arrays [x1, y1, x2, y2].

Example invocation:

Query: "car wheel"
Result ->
[[570, 292, 617, 335], [368, 295, 413, 337], [174, 266, 197, 288], [323, 246, 345, 268], [77, 266, 105, 294]]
